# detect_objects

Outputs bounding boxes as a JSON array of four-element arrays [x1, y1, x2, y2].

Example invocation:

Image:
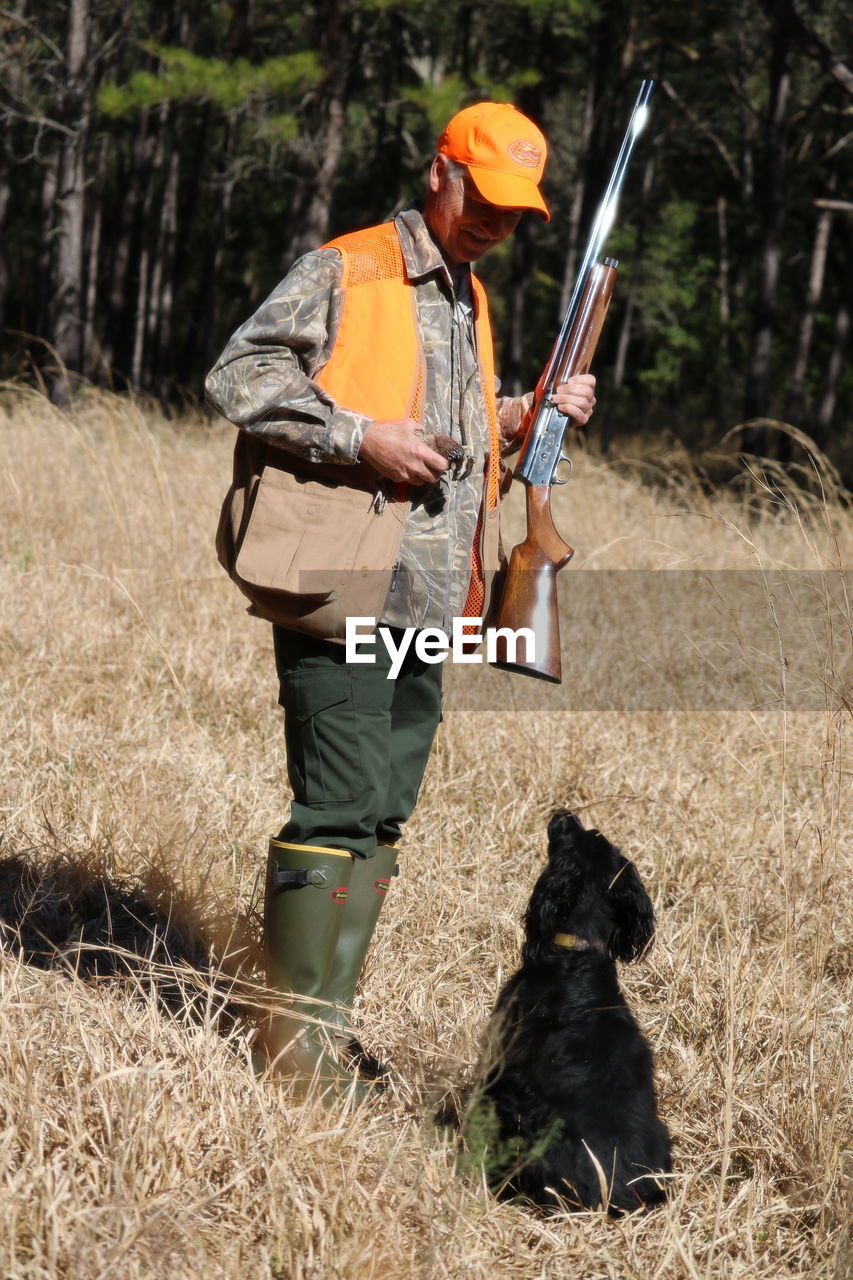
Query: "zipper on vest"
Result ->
[[389, 562, 400, 593]]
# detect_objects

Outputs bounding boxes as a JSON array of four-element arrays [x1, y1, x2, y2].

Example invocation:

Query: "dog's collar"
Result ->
[[553, 932, 606, 953]]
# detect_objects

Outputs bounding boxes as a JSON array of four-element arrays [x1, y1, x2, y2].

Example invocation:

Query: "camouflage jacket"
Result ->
[[205, 208, 530, 630]]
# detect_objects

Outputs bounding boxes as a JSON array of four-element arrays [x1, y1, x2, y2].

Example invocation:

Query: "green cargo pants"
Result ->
[[273, 626, 444, 860]]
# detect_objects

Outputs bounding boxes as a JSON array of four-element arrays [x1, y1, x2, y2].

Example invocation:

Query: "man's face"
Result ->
[[425, 155, 524, 267]]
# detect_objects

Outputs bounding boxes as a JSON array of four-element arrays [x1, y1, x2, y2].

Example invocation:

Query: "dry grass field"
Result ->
[[0, 385, 850, 1279]]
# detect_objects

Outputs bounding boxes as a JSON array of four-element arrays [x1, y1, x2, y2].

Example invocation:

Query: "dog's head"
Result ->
[[521, 810, 656, 965]]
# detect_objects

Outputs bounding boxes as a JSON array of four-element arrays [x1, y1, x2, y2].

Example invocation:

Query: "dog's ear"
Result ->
[[607, 858, 656, 962]]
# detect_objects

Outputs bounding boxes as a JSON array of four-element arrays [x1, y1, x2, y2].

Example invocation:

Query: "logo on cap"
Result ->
[[507, 139, 542, 168]]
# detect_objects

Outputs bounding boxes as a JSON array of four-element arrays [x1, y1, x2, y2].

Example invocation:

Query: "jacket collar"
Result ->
[[394, 207, 471, 298]]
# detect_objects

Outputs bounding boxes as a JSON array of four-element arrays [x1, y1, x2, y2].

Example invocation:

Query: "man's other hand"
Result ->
[[552, 374, 596, 425], [358, 419, 449, 484]]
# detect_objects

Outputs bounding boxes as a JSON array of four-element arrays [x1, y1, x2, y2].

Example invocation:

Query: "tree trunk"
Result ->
[[153, 144, 181, 406], [288, 87, 346, 259], [759, 0, 853, 98], [371, 14, 404, 198], [455, 0, 474, 85], [504, 216, 535, 397], [285, 0, 352, 261], [785, 189, 835, 427], [130, 240, 150, 390], [501, 35, 552, 397], [48, 0, 90, 405], [602, 152, 655, 452], [0, 136, 10, 341], [83, 135, 108, 377], [733, 23, 757, 356], [742, 21, 791, 449], [559, 70, 597, 315], [816, 227, 852, 436], [133, 103, 170, 389], [189, 111, 238, 389], [101, 111, 151, 385], [0, 0, 27, 339], [36, 150, 60, 350], [716, 195, 735, 432]]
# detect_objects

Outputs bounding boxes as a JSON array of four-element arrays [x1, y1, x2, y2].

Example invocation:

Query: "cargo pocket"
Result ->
[[279, 667, 364, 805]]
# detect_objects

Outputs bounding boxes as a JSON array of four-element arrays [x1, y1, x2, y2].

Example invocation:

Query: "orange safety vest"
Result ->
[[318, 221, 501, 620]]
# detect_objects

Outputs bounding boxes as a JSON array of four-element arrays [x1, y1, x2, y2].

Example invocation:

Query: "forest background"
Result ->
[[1, 0, 852, 472]]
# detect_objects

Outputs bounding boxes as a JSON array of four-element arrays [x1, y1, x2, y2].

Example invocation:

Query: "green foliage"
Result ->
[[501, 0, 601, 34], [98, 47, 320, 116], [252, 113, 299, 144], [400, 77, 468, 136], [471, 67, 543, 104], [459, 1093, 564, 1194], [356, 0, 438, 10], [632, 201, 718, 399]]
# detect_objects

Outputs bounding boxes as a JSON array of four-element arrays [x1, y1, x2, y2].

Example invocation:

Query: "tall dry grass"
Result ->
[[0, 385, 849, 1279]]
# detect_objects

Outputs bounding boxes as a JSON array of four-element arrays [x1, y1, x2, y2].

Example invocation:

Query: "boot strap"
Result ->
[[272, 867, 328, 888], [274, 862, 399, 889]]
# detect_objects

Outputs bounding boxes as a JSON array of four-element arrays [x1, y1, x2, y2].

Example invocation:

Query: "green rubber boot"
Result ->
[[323, 842, 399, 1078], [260, 838, 363, 1099]]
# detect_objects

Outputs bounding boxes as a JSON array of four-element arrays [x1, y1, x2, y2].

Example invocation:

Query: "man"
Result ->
[[206, 102, 596, 1097]]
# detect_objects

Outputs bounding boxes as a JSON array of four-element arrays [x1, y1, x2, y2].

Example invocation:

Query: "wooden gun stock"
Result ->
[[491, 486, 574, 682]]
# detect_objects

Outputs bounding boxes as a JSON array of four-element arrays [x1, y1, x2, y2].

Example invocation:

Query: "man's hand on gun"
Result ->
[[551, 373, 596, 426]]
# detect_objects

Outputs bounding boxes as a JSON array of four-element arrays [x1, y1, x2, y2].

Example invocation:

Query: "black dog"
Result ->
[[469, 810, 672, 1213]]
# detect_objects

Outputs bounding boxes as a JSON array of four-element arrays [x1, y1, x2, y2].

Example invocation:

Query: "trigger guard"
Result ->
[[553, 455, 573, 485]]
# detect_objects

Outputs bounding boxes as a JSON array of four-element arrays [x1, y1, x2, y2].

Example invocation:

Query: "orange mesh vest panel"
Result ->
[[319, 221, 501, 616], [317, 222, 426, 422]]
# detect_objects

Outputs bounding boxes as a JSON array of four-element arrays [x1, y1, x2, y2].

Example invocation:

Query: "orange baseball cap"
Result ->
[[438, 102, 550, 222]]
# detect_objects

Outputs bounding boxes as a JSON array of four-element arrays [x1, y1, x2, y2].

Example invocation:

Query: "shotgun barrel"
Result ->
[[491, 80, 654, 682]]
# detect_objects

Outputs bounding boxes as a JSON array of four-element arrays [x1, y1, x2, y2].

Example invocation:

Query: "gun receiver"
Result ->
[[491, 80, 654, 683]]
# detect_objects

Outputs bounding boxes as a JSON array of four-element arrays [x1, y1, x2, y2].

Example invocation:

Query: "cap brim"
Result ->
[[467, 165, 550, 222]]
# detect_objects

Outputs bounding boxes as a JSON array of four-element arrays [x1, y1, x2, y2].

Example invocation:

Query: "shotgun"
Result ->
[[491, 80, 655, 683]]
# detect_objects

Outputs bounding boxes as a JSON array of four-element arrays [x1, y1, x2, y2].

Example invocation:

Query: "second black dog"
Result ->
[[469, 810, 672, 1213]]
